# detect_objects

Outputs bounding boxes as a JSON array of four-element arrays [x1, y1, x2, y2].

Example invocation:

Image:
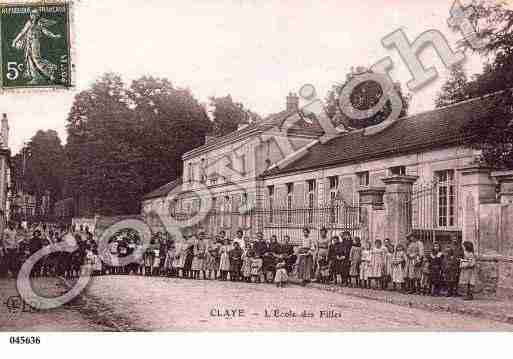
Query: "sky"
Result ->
[[0, 0, 491, 153]]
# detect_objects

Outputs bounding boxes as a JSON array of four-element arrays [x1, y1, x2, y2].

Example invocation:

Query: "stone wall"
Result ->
[[476, 202, 513, 297]]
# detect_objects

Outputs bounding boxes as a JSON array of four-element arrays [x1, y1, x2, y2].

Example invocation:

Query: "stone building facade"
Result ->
[[141, 93, 513, 295], [142, 94, 323, 237]]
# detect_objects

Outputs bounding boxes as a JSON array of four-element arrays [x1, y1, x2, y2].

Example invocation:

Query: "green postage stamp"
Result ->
[[0, 1, 73, 90]]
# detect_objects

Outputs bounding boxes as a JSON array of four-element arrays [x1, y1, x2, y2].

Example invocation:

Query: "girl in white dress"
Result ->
[[360, 241, 371, 288], [219, 239, 231, 280]]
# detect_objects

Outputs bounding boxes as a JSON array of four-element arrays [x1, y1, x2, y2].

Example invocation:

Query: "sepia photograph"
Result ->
[[1, 0, 513, 347]]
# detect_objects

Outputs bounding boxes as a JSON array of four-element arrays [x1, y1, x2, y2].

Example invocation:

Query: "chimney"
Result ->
[[1, 114, 9, 149], [205, 134, 216, 145], [286, 92, 299, 112], [237, 123, 249, 131]]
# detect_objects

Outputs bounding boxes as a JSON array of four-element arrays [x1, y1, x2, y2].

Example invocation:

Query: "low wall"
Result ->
[[476, 204, 513, 297]]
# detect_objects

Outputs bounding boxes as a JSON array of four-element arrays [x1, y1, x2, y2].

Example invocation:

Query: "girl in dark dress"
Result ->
[[340, 231, 353, 286], [281, 235, 296, 274], [430, 242, 444, 296], [183, 238, 194, 279], [330, 236, 344, 285], [229, 242, 243, 281], [443, 248, 460, 297]]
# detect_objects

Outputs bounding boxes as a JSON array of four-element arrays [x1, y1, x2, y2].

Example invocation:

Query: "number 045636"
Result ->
[[9, 336, 40, 344]]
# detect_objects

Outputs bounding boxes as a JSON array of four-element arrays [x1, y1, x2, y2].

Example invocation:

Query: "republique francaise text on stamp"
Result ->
[[0, 1, 73, 90]]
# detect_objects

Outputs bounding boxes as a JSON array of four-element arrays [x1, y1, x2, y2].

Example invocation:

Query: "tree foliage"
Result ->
[[435, 64, 472, 108], [210, 95, 261, 137], [129, 76, 212, 193], [435, 1, 513, 168], [13, 130, 67, 220], [325, 67, 410, 129], [65, 73, 213, 216]]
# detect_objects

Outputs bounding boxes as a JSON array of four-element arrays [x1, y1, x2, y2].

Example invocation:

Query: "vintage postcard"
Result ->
[[1, 0, 513, 347]]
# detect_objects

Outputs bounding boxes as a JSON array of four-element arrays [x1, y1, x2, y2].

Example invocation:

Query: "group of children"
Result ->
[[8, 223, 475, 299], [150, 232, 295, 287], [338, 235, 477, 300]]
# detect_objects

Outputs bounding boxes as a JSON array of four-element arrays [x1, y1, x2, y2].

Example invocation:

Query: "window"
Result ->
[[211, 197, 217, 213], [268, 185, 275, 223], [357, 171, 370, 187], [212, 197, 221, 228], [221, 196, 231, 227], [328, 176, 339, 223], [188, 163, 193, 183], [192, 198, 201, 214], [329, 176, 339, 201], [239, 154, 246, 176], [200, 158, 207, 183], [286, 183, 294, 223], [436, 170, 456, 227], [171, 199, 178, 217], [307, 179, 316, 223], [389, 165, 406, 176], [241, 193, 249, 227]]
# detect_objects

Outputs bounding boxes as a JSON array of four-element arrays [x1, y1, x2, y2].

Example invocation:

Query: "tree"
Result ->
[[66, 73, 145, 216], [435, 64, 472, 108], [129, 76, 213, 193], [325, 67, 410, 129], [435, 1, 513, 168], [18, 130, 67, 220], [65, 74, 216, 216], [210, 95, 261, 137]]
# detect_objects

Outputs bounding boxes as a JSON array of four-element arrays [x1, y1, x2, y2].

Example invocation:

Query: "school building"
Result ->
[[141, 92, 513, 295]]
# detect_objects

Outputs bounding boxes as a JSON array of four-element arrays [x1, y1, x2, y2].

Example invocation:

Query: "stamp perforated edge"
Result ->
[[0, 0, 77, 93]]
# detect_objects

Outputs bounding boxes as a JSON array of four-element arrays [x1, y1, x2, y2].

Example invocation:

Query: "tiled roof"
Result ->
[[264, 94, 500, 177], [183, 110, 323, 159], [142, 178, 182, 200]]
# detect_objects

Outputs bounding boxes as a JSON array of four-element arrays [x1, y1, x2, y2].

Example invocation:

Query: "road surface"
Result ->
[[2, 276, 513, 331]]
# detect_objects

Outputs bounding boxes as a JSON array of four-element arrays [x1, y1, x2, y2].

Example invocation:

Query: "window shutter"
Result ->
[[232, 194, 241, 230], [294, 182, 305, 208], [370, 170, 386, 187], [341, 177, 355, 205], [275, 184, 286, 209]]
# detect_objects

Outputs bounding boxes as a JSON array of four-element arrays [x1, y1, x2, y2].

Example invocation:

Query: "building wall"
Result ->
[[263, 145, 475, 210], [182, 130, 316, 193]]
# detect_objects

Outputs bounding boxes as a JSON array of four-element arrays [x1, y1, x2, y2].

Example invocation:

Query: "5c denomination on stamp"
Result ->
[[0, 0, 73, 90]]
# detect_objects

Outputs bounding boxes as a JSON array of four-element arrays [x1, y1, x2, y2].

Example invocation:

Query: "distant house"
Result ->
[[0, 114, 11, 234]]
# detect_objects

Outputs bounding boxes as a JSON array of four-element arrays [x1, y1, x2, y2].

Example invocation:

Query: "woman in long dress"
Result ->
[[369, 239, 386, 289], [360, 241, 371, 288], [384, 243, 393, 290], [219, 239, 231, 280], [241, 242, 253, 282], [460, 241, 477, 300], [204, 239, 220, 280], [297, 227, 315, 285], [191, 235, 206, 279], [164, 242, 176, 277], [316, 228, 330, 281], [391, 244, 406, 291], [349, 237, 362, 287], [174, 238, 186, 277]]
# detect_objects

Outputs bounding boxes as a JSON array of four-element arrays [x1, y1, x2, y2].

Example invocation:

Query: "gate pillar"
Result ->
[[491, 170, 513, 205], [358, 187, 385, 244], [457, 165, 495, 249], [382, 175, 418, 246]]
